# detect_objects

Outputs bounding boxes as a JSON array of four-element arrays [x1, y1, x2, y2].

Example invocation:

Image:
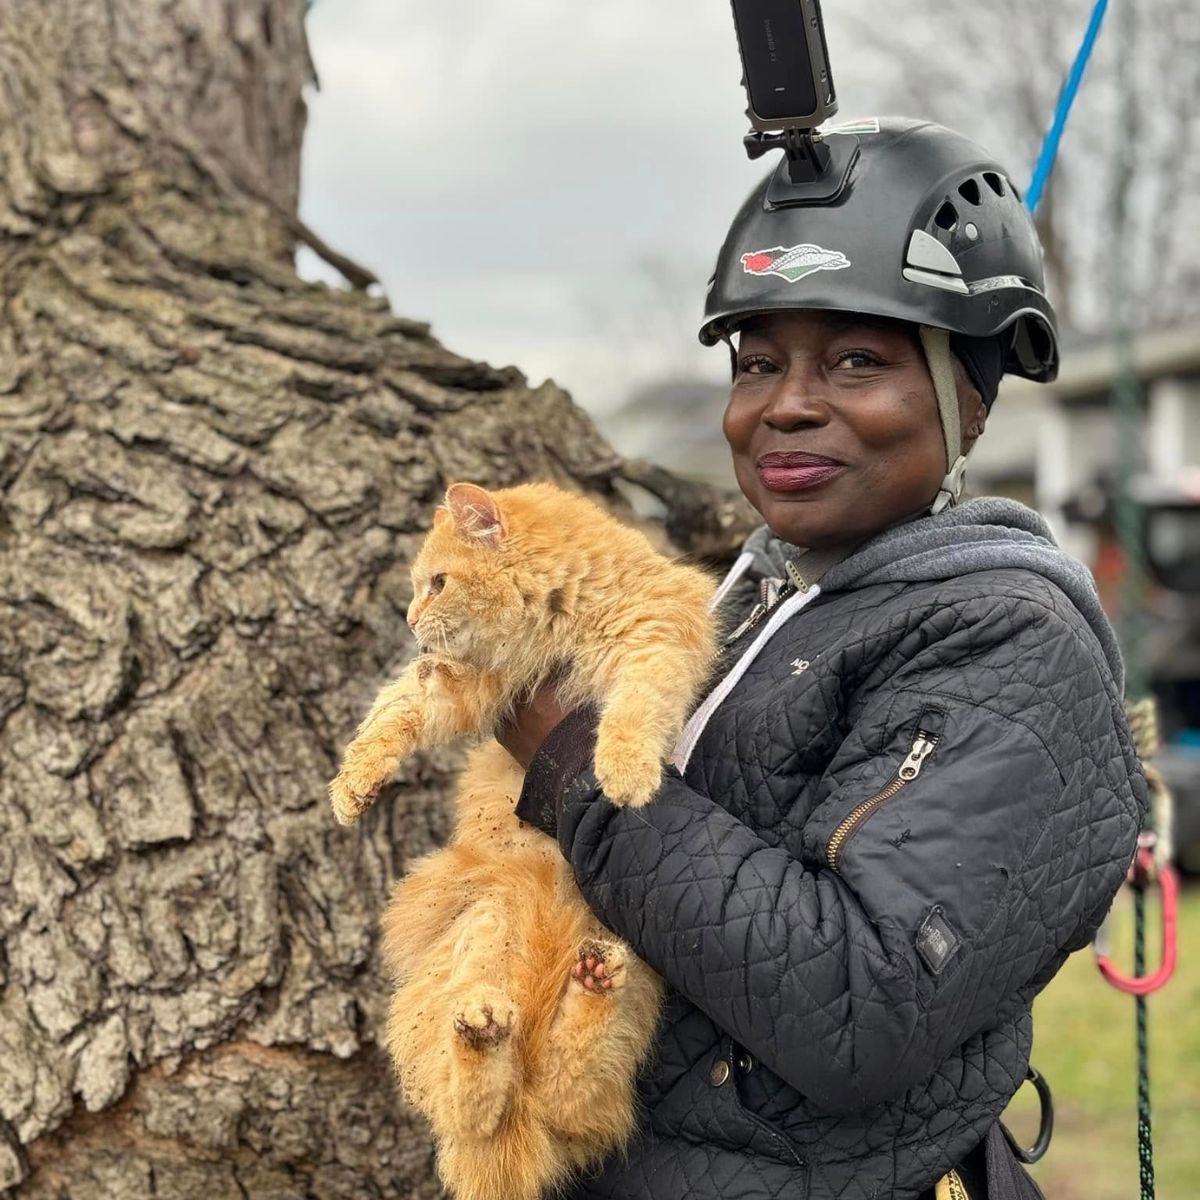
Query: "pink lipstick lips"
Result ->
[[755, 451, 845, 493]]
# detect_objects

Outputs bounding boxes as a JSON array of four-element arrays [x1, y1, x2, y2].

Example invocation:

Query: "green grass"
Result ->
[[1001, 882, 1199, 1199]]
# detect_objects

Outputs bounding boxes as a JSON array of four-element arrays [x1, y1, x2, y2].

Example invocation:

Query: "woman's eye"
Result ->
[[833, 349, 884, 370], [736, 354, 777, 375], [430, 574, 446, 595]]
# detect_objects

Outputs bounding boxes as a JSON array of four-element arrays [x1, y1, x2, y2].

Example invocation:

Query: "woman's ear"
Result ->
[[961, 398, 987, 455], [444, 482, 505, 547], [952, 359, 988, 456]]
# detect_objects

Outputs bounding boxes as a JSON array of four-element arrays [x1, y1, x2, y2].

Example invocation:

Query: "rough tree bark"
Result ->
[[0, 3, 755, 1197]]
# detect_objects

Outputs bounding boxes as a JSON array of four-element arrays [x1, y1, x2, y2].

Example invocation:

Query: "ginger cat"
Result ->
[[329, 481, 719, 1200]]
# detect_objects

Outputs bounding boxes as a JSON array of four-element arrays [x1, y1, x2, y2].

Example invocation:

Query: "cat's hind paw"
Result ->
[[571, 939, 625, 993], [454, 990, 516, 1051], [449, 988, 520, 1139]]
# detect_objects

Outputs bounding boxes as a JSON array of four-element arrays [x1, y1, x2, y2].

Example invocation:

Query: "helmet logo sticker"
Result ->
[[741, 244, 851, 284]]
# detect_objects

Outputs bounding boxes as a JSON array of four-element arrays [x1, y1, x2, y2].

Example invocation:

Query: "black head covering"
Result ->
[[948, 331, 1009, 410]]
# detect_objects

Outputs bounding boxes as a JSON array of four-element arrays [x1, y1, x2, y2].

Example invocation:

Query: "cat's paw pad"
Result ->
[[454, 992, 516, 1050], [593, 739, 662, 808], [328, 770, 383, 826], [571, 940, 625, 993]]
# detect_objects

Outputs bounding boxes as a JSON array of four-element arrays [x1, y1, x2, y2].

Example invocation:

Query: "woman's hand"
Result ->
[[495, 679, 572, 770]]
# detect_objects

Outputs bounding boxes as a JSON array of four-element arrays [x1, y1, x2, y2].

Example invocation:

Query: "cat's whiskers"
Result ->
[[419, 619, 449, 657]]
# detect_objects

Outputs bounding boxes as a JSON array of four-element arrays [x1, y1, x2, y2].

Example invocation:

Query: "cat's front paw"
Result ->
[[329, 766, 384, 826], [593, 734, 662, 808]]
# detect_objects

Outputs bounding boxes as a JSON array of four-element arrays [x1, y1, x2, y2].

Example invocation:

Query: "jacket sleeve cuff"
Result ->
[[514, 703, 600, 839]]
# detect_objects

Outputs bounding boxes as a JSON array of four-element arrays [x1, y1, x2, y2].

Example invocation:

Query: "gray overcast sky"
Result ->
[[297, 3, 1067, 427], [297, 1, 902, 420]]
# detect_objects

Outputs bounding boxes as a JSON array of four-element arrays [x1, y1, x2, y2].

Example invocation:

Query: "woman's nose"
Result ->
[[761, 372, 832, 431]]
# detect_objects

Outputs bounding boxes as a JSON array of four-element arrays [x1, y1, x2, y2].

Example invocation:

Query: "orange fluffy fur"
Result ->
[[330, 481, 719, 1200]]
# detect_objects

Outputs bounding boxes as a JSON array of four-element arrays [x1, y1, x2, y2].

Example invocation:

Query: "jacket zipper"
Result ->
[[721, 559, 824, 653], [721, 578, 794, 651], [826, 720, 942, 872]]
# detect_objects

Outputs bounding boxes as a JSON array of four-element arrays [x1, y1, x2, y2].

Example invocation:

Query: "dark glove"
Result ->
[[514, 703, 600, 839]]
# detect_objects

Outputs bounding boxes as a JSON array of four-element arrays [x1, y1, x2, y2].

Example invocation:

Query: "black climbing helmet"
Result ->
[[700, 117, 1059, 383]]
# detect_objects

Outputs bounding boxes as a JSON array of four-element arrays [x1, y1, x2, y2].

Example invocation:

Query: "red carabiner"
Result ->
[[1094, 843, 1179, 996]]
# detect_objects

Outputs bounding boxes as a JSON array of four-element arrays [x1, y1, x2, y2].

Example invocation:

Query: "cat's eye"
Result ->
[[430, 574, 446, 595]]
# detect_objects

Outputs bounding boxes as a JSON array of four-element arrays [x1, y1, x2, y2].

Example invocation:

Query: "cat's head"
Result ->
[[406, 483, 528, 661]]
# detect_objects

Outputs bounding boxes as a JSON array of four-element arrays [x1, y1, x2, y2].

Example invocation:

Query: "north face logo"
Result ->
[[915, 906, 961, 975]]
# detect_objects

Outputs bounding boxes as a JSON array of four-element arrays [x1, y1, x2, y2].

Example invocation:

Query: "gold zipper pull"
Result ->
[[898, 732, 938, 781], [826, 715, 945, 871]]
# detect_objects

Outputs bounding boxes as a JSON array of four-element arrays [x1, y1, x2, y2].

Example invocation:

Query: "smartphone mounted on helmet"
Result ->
[[730, 0, 853, 198]]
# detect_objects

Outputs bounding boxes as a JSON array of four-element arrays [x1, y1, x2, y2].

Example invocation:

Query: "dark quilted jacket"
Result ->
[[516, 505, 1146, 1200]]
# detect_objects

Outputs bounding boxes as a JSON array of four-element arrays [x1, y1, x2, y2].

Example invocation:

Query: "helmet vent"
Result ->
[[957, 178, 982, 205], [934, 201, 959, 232], [983, 171, 1006, 198]]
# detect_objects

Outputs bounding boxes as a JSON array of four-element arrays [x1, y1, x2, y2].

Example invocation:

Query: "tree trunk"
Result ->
[[0, 3, 754, 1196]]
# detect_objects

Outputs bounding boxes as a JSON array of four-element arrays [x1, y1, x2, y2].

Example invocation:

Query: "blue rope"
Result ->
[[1025, 0, 1110, 216]]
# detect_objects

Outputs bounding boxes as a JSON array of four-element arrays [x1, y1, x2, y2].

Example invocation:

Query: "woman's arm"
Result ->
[[517, 598, 1144, 1113]]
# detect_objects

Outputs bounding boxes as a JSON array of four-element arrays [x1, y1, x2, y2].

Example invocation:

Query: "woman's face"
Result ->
[[723, 310, 969, 550]]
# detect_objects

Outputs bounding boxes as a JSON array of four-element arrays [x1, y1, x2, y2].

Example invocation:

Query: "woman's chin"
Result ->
[[752, 492, 854, 550]]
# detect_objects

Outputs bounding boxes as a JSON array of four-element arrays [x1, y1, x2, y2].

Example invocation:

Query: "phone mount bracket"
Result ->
[[744, 129, 859, 207]]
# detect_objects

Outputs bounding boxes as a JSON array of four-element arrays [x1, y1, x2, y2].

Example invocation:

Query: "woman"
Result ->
[[498, 119, 1145, 1200]]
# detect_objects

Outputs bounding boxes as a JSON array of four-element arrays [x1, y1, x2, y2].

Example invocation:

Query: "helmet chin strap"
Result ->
[[919, 326, 969, 514]]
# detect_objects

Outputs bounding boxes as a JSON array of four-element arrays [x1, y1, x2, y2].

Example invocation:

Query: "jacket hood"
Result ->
[[739, 498, 1125, 692]]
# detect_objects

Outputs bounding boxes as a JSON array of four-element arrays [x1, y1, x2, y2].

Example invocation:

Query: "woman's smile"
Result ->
[[755, 450, 846, 493]]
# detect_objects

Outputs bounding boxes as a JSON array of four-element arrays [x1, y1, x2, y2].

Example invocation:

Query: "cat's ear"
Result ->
[[444, 483, 505, 548]]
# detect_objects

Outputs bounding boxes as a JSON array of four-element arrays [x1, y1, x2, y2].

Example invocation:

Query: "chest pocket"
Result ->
[[806, 694, 1061, 1005]]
